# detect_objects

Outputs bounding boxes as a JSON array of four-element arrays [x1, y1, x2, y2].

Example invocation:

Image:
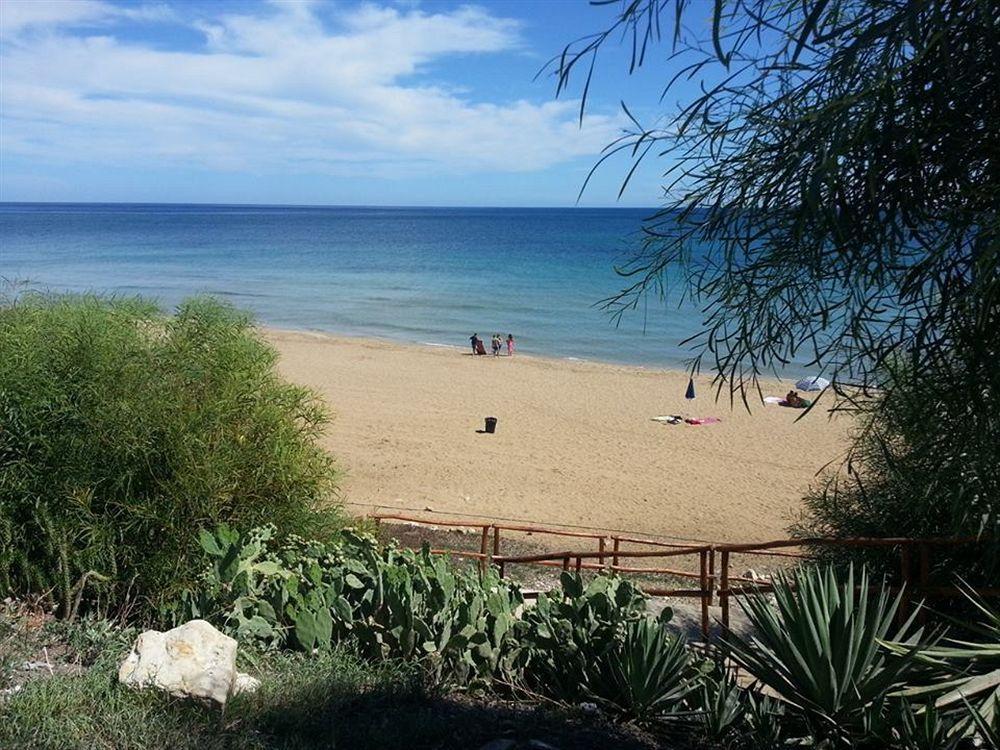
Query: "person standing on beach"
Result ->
[[470, 333, 479, 354], [506, 334, 515, 356], [491, 334, 501, 356]]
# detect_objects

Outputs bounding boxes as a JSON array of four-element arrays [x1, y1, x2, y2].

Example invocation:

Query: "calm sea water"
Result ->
[[1, 203, 711, 368]]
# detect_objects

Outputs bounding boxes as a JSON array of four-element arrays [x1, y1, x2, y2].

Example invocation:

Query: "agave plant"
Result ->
[[741, 689, 786, 750], [506, 573, 648, 703], [724, 564, 922, 746], [889, 699, 965, 750], [693, 663, 745, 743], [891, 583, 1000, 734], [588, 616, 696, 723]]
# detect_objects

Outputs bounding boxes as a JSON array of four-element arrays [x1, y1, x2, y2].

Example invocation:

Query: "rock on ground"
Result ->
[[118, 619, 258, 704]]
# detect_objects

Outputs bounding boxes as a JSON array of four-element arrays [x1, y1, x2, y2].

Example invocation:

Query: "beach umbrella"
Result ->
[[685, 377, 696, 400], [795, 376, 830, 392]]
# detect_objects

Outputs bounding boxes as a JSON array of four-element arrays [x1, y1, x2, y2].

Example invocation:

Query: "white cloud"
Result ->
[[0, 1, 618, 178], [0, 0, 172, 37]]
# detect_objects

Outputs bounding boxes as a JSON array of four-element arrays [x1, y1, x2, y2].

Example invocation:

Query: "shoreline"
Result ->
[[266, 325, 816, 384], [265, 323, 707, 374], [264, 328, 851, 543]]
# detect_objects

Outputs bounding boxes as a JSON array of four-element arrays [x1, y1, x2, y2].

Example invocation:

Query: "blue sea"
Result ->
[[1, 202, 710, 368]]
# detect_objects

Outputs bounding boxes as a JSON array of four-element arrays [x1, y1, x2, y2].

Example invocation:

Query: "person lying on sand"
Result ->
[[782, 390, 812, 408]]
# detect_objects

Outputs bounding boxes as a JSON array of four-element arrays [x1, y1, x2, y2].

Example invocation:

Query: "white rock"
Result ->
[[118, 619, 248, 704]]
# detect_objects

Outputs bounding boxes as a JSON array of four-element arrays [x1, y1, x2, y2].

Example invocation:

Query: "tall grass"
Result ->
[[0, 294, 341, 618]]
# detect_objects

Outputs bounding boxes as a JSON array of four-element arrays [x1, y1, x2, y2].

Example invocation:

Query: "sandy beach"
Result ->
[[268, 329, 852, 544]]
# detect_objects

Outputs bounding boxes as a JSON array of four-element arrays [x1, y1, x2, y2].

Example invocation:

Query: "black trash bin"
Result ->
[[484, 417, 497, 434]]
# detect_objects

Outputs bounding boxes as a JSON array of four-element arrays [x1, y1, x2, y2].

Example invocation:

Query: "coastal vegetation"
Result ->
[[0, 292, 996, 745], [551, 0, 999, 571], [0, 294, 342, 619], [3, 0, 999, 747], [7, 522, 1000, 748]]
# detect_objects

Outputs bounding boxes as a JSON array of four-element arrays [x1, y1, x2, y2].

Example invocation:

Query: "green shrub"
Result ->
[[188, 526, 702, 723], [0, 294, 341, 618], [506, 573, 649, 703], [794, 339, 1000, 583], [507, 573, 699, 723], [587, 616, 695, 723]]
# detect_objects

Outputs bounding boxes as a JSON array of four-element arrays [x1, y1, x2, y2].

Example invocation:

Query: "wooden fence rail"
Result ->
[[370, 513, 995, 640]]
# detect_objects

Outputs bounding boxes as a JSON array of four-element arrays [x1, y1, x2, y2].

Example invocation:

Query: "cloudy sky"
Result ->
[[0, 0, 684, 206]]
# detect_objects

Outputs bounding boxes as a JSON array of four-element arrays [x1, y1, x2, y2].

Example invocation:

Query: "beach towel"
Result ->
[[651, 415, 683, 425], [685, 417, 721, 426], [763, 396, 784, 404], [475, 340, 487, 355]]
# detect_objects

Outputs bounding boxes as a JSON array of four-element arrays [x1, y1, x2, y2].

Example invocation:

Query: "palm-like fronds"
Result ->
[[588, 617, 695, 723], [724, 564, 921, 744], [892, 583, 1000, 732]]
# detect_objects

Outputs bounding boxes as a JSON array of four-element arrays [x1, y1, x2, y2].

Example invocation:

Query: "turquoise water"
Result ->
[[1, 203, 707, 368]]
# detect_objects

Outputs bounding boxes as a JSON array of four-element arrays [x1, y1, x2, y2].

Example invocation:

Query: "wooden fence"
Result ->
[[369, 513, 994, 640]]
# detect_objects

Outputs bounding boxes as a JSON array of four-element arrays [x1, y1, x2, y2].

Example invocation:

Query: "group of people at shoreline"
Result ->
[[469, 333, 515, 357]]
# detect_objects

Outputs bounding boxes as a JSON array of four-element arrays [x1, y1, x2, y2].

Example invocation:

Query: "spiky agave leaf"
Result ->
[[724, 564, 922, 744]]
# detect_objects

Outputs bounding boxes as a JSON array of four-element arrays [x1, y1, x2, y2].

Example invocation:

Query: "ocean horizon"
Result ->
[[1, 201, 798, 373]]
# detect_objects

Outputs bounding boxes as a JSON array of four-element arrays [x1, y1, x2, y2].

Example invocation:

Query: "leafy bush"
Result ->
[[187, 524, 522, 686], [507, 573, 647, 702], [189, 526, 703, 722], [795, 343, 1000, 582], [0, 294, 340, 618], [506, 573, 699, 722], [725, 565, 922, 747]]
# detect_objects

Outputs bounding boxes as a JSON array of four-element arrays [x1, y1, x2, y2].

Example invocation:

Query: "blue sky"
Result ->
[[0, 0, 703, 207]]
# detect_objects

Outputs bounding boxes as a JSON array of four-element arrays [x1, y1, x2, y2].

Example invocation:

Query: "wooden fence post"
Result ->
[[575, 556, 583, 573], [699, 549, 710, 641], [612, 537, 621, 569], [708, 547, 715, 606], [720, 550, 731, 631], [598, 537, 607, 567], [493, 526, 501, 559], [479, 525, 490, 573]]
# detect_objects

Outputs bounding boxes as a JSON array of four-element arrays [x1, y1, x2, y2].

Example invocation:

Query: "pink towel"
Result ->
[[685, 417, 721, 426]]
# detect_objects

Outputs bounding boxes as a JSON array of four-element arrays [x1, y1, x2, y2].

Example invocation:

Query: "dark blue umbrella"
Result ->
[[685, 377, 696, 400]]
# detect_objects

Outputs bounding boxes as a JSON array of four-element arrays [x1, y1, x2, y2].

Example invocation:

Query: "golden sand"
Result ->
[[267, 329, 851, 544]]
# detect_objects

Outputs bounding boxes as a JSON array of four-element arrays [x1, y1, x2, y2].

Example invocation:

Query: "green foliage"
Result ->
[[692, 665, 745, 745], [507, 572, 647, 702], [555, 0, 1000, 579], [587, 617, 695, 722], [740, 690, 786, 750], [795, 349, 1000, 579], [0, 294, 341, 618], [725, 564, 921, 747], [189, 528, 704, 723], [187, 524, 522, 686], [552, 0, 998, 411], [892, 584, 1000, 737], [889, 699, 965, 750], [508, 573, 698, 722]]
